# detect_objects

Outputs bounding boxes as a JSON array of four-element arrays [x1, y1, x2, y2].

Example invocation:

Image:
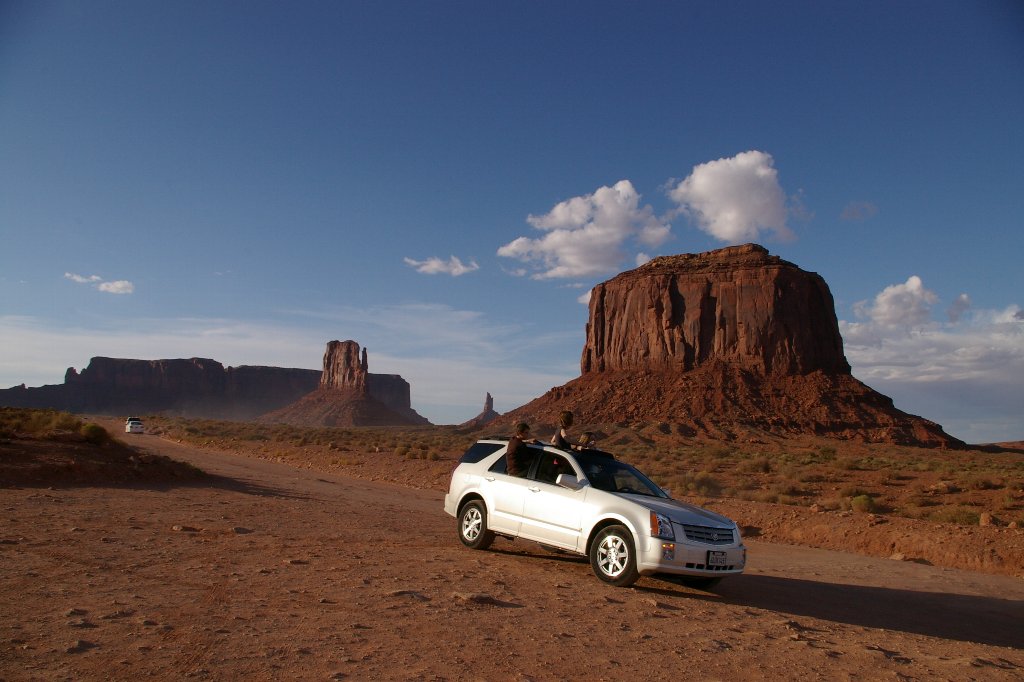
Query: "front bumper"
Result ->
[[637, 538, 746, 577]]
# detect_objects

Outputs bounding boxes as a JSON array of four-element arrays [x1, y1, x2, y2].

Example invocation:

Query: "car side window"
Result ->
[[459, 442, 504, 464], [534, 454, 574, 485], [489, 448, 542, 477]]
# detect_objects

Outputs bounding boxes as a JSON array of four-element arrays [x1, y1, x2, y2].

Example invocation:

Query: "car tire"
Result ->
[[589, 525, 639, 587], [457, 500, 494, 550], [679, 576, 722, 590]]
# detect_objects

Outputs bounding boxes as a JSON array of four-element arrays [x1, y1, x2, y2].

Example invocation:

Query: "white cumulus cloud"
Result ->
[[403, 255, 479, 276], [839, 276, 1023, 442], [854, 275, 938, 329], [497, 179, 670, 279], [97, 280, 134, 294], [65, 272, 134, 294], [668, 150, 794, 243], [64, 272, 101, 284]]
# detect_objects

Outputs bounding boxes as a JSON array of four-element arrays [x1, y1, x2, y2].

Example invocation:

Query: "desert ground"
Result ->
[[2, 415, 1023, 680]]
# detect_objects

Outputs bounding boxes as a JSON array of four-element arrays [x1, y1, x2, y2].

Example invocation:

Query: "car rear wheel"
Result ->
[[458, 500, 494, 550], [589, 525, 639, 587]]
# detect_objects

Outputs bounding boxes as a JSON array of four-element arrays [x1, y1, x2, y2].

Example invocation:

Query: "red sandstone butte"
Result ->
[[503, 244, 961, 447]]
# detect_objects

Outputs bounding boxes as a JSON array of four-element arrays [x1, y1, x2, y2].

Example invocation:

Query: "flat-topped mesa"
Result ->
[[320, 340, 368, 392], [581, 243, 850, 377], [499, 244, 962, 447]]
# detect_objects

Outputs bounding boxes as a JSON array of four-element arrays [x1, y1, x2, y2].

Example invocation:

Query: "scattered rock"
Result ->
[[970, 657, 1020, 670], [65, 640, 97, 654], [101, 609, 135, 620], [450, 592, 522, 608], [389, 590, 430, 601], [171, 525, 200, 533]]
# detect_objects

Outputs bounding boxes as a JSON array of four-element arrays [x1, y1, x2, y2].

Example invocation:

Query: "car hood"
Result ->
[[620, 494, 735, 528]]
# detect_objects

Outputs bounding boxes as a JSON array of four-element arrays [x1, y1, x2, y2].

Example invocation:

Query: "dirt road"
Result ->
[[2, 433, 1022, 680]]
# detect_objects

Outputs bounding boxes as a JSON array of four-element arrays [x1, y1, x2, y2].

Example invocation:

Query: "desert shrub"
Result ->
[[680, 471, 722, 497], [837, 456, 862, 471], [961, 475, 1003, 491], [79, 423, 109, 445], [0, 408, 83, 436], [394, 446, 409, 458], [838, 485, 871, 499], [816, 498, 844, 512], [849, 494, 878, 513], [769, 481, 802, 497], [704, 445, 735, 461], [747, 490, 780, 504], [929, 507, 981, 526], [798, 468, 828, 484], [736, 456, 772, 474]]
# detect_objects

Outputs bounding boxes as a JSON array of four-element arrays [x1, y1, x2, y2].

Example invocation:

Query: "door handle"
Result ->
[[528, 487, 541, 493], [484, 477, 495, 482]]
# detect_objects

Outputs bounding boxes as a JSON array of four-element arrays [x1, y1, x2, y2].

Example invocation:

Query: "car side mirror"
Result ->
[[555, 473, 582, 491]]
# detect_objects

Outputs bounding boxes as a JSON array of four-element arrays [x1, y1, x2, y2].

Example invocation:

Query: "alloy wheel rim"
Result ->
[[462, 508, 482, 540], [598, 535, 628, 576]]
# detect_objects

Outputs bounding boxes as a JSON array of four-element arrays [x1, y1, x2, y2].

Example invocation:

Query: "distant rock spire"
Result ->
[[460, 391, 501, 428]]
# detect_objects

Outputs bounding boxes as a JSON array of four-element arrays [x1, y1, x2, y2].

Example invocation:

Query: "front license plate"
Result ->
[[707, 551, 727, 567]]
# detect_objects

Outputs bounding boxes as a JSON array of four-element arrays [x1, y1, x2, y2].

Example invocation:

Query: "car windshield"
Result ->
[[574, 451, 667, 498]]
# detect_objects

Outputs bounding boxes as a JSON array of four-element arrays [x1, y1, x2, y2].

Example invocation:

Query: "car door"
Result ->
[[483, 449, 539, 536], [519, 452, 587, 551]]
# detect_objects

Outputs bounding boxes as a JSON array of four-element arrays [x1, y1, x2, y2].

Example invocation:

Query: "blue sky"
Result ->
[[2, 1, 1022, 442]]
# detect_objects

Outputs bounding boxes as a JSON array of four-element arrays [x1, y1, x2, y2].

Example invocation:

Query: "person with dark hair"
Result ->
[[506, 422, 533, 477], [551, 410, 575, 450]]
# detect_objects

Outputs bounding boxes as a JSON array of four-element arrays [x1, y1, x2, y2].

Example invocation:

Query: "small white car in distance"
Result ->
[[444, 438, 745, 588], [125, 417, 144, 434]]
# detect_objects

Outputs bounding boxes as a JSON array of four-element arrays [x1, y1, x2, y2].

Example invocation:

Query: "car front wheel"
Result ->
[[589, 525, 639, 587], [457, 500, 494, 550]]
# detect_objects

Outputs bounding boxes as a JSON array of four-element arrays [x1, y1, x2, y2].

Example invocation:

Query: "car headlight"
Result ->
[[650, 511, 674, 540]]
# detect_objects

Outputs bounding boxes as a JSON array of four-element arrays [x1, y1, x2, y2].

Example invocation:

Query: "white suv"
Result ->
[[444, 438, 745, 588]]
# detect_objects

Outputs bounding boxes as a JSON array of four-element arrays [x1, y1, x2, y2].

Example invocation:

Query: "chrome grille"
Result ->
[[681, 524, 734, 545]]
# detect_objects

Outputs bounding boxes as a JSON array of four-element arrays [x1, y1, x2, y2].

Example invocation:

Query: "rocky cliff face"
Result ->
[[258, 340, 430, 427], [504, 244, 961, 448], [320, 341, 368, 391], [582, 244, 849, 376], [0, 357, 320, 419]]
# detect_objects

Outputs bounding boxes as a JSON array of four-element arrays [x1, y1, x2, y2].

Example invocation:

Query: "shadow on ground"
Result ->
[[705, 573, 1024, 648]]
